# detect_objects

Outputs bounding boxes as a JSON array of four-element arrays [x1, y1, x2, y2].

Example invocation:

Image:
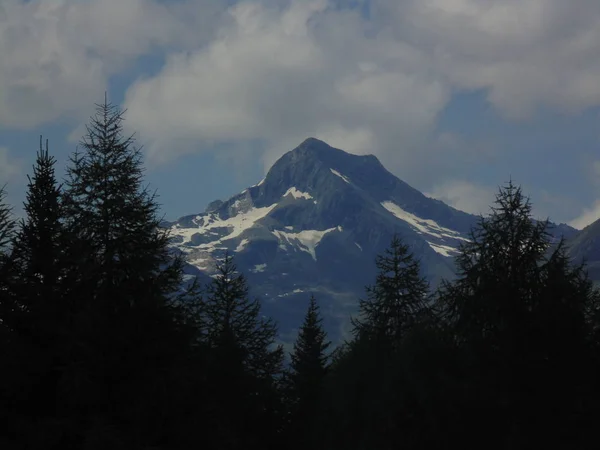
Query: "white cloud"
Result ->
[[567, 160, 600, 229], [2, 0, 600, 216], [123, 0, 449, 168], [0, 0, 225, 129], [425, 180, 496, 216], [570, 201, 600, 230], [123, 0, 600, 182], [372, 0, 600, 119]]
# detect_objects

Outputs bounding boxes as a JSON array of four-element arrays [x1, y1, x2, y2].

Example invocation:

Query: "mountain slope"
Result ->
[[168, 138, 578, 342], [567, 219, 600, 284]]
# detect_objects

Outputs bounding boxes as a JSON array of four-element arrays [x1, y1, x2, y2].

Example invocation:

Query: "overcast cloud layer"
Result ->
[[1, 0, 600, 227]]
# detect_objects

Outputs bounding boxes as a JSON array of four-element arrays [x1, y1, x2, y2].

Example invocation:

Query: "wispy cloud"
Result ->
[[425, 180, 497, 216], [0, 147, 21, 183], [570, 201, 600, 230]]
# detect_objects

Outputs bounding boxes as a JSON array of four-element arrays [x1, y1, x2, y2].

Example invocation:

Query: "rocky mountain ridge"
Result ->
[[166, 137, 582, 341]]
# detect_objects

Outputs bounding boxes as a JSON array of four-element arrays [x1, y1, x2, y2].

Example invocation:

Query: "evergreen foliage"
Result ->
[[434, 180, 599, 449], [203, 252, 284, 449], [352, 234, 429, 346], [286, 295, 331, 450], [2, 102, 600, 450], [0, 186, 14, 255]]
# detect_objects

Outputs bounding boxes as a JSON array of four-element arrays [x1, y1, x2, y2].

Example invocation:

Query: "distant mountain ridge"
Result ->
[[166, 138, 581, 342]]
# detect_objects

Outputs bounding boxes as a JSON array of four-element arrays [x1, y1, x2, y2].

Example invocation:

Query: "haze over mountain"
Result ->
[[166, 138, 581, 342]]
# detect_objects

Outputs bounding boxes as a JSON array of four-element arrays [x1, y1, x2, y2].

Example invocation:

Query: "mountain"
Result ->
[[567, 219, 600, 284], [167, 137, 578, 342]]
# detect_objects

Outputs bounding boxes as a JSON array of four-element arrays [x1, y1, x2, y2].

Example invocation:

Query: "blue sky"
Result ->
[[1, 0, 600, 228]]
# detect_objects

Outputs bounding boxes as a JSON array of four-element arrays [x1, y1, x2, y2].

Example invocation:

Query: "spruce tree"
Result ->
[[60, 97, 191, 448], [323, 236, 430, 450], [64, 96, 183, 299], [203, 252, 284, 448], [286, 295, 331, 449], [435, 180, 598, 449], [6, 138, 69, 442], [0, 185, 16, 446], [0, 185, 15, 319], [289, 295, 331, 399], [0, 186, 14, 256], [11, 137, 65, 321], [352, 234, 429, 347], [204, 252, 283, 378], [437, 181, 550, 348]]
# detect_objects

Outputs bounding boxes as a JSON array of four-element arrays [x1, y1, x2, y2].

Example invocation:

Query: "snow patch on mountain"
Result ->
[[272, 226, 342, 260], [283, 187, 313, 200], [235, 238, 249, 252], [171, 203, 278, 251], [427, 242, 460, 257], [381, 201, 469, 242], [278, 288, 305, 298], [251, 263, 267, 273], [187, 255, 211, 270], [330, 169, 351, 184]]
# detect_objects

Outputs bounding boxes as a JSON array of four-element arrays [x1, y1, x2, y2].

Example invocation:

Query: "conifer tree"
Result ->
[[203, 252, 284, 448], [352, 234, 429, 347], [286, 295, 330, 449], [205, 252, 283, 378], [322, 236, 430, 450], [437, 181, 550, 348], [0, 185, 15, 318], [64, 96, 183, 299], [11, 137, 64, 320], [6, 138, 68, 439], [0, 185, 15, 450], [435, 180, 599, 448], [289, 295, 331, 399], [0, 186, 14, 257], [59, 97, 191, 448]]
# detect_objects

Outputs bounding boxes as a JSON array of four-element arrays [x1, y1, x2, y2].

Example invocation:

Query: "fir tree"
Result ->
[[323, 236, 430, 450], [11, 136, 65, 319], [0, 141, 77, 448], [203, 252, 284, 448], [8, 137, 67, 435], [0, 185, 16, 446], [63, 96, 183, 300], [59, 96, 191, 448], [0, 185, 15, 318], [436, 181, 550, 348], [286, 295, 331, 449], [289, 295, 331, 399], [435, 180, 599, 449], [204, 252, 283, 378], [352, 234, 429, 347], [0, 186, 14, 256]]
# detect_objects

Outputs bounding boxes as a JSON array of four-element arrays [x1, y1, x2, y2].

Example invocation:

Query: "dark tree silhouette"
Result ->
[[286, 294, 331, 450], [436, 180, 599, 449], [352, 234, 429, 347], [203, 252, 284, 449]]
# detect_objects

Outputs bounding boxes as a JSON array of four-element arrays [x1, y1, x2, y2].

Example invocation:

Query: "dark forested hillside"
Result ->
[[0, 99, 599, 449]]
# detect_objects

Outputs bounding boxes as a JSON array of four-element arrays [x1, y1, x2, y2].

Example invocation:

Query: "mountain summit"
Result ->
[[168, 138, 574, 341]]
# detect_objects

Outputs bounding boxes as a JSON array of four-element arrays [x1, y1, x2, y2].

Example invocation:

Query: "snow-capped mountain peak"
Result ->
[[168, 137, 576, 343]]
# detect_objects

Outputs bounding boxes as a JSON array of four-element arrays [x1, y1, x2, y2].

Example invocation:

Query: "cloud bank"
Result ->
[[2, 0, 600, 226], [0, 0, 224, 129]]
